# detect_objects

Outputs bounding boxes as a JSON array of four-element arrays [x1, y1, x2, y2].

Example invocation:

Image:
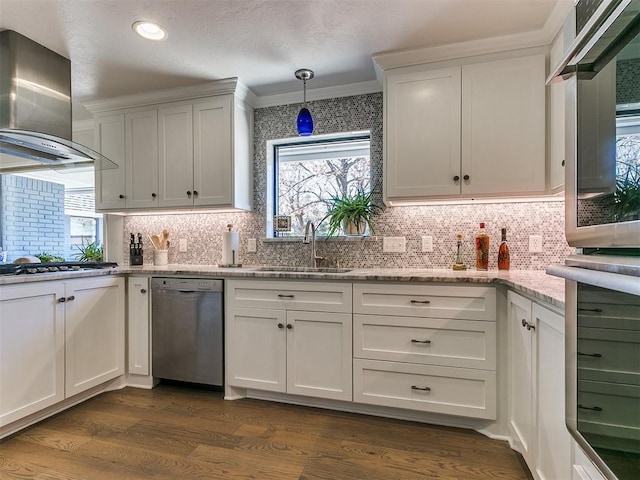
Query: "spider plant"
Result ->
[[323, 187, 382, 237], [74, 241, 104, 262]]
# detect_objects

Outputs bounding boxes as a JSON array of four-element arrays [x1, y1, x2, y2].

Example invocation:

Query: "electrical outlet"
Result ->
[[529, 235, 543, 253], [421, 235, 434, 252], [247, 238, 257, 253], [383, 236, 406, 253], [179, 238, 188, 252]]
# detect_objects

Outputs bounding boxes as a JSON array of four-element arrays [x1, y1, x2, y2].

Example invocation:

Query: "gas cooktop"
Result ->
[[0, 262, 118, 276]]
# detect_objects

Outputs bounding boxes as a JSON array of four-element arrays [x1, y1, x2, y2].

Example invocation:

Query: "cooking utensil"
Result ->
[[149, 234, 162, 250], [161, 229, 169, 249]]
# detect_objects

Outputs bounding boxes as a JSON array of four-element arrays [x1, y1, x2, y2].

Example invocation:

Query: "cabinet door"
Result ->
[[227, 307, 286, 392], [508, 291, 535, 464], [158, 104, 194, 207], [94, 114, 126, 210], [127, 276, 150, 376], [462, 55, 546, 196], [385, 67, 461, 200], [193, 97, 233, 206], [125, 109, 159, 208], [286, 310, 352, 401], [534, 303, 571, 480], [65, 277, 125, 397], [0, 283, 65, 427], [549, 33, 566, 192]]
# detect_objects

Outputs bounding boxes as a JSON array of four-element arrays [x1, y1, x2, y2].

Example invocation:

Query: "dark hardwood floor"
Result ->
[[0, 385, 530, 479]]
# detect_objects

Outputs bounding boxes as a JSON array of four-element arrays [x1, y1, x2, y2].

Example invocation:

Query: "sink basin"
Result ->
[[254, 266, 352, 273]]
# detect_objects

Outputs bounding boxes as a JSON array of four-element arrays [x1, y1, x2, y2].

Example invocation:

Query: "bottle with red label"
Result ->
[[498, 227, 511, 271], [475, 222, 490, 270]]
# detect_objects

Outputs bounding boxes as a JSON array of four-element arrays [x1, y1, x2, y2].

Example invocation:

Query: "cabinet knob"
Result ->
[[193, 190, 198, 196], [522, 319, 535, 331], [286, 324, 293, 330], [151, 193, 157, 198], [67, 295, 75, 302], [58, 297, 66, 303], [277, 323, 284, 329], [562, 160, 565, 167], [453, 175, 460, 182], [140, 289, 147, 294], [187, 191, 192, 197], [463, 175, 470, 181], [119, 194, 125, 199]]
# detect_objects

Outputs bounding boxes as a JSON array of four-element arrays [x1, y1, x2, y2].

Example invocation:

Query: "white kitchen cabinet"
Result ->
[[127, 276, 150, 376], [0, 282, 65, 427], [385, 67, 461, 198], [125, 109, 159, 209], [94, 113, 126, 210], [384, 53, 546, 203], [226, 280, 353, 401], [353, 283, 497, 419], [508, 290, 571, 480], [65, 276, 125, 397], [87, 80, 253, 212], [549, 32, 566, 192]]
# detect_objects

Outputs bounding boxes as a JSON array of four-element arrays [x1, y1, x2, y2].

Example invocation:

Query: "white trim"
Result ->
[[385, 195, 565, 207], [255, 80, 382, 108], [72, 119, 94, 131]]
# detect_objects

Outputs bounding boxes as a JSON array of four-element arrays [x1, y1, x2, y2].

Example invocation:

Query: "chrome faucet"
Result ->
[[302, 221, 324, 268]]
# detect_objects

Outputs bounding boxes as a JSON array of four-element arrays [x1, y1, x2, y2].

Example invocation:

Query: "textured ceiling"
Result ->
[[0, 0, 571, 121]]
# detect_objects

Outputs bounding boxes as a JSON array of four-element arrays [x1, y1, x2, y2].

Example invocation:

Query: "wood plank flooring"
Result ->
[[0, 385, 530, 480]]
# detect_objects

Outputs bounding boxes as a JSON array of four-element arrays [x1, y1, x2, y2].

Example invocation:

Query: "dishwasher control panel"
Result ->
[[151, 277, 223, 292]]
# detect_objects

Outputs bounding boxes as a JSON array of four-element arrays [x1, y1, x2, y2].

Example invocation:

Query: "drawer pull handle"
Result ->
[[411, 385, 431, 392], [411, 339, 431, 344], [410, 300, 431, 305], [578, 352, 602, 358], [578, 308, 603, 313], [578, 404, 602, 412], [278, 294, 295, 299]]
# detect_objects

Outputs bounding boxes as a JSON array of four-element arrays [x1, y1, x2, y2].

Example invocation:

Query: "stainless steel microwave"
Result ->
[[551, 0, 640, 248]]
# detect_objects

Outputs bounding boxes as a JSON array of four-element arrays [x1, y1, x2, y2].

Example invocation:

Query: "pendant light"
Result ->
[[295, 68, 314, 136]]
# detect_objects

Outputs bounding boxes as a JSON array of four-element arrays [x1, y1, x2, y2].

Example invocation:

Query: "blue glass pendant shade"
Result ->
[[297, 107, 313, 136]]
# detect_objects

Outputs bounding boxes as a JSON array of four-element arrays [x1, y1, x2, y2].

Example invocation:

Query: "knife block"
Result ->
[[130, 253, 143, 265]]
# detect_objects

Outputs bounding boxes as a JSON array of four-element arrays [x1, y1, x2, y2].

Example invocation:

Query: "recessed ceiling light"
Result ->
[[132, 21, 167, 41]]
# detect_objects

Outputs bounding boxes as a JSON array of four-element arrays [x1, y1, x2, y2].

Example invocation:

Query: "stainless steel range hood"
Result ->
[[0, 30, 117, 173]]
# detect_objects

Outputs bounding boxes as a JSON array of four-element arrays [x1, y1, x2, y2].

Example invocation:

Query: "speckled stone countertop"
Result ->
[[0, 264, 564, 309]]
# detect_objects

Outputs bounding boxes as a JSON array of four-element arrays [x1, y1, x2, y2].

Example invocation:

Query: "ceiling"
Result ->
[[0, 0, 571, 123]]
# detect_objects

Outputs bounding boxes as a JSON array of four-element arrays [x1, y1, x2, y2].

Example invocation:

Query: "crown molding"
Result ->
[[373, 1, 574, 72], [83, 77, 245, 113], [254, 80, 382, 108], [72, 119, 94, 131]]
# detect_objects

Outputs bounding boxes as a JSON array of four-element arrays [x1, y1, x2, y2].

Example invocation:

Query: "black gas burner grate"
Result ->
[[0, 262, 118, 276]]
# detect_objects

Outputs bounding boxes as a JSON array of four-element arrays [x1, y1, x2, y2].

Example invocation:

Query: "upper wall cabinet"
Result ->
[[87, 79, 254, 212], [383, 53, 547, 204]]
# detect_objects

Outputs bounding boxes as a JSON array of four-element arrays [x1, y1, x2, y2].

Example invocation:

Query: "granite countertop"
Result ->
[[0, 264, 565, 309]]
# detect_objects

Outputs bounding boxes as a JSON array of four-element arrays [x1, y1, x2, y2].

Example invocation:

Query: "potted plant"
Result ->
[[74, 241, 104, 262], [323, 187, 382, 237], [601, 161, 640, 222]]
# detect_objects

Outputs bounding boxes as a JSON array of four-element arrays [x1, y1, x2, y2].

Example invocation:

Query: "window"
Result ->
[[270, 133, 371, 237]]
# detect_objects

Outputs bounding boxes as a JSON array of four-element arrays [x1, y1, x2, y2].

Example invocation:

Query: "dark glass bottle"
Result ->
[[475, 223, 489, 271], [498, 227, 510, 271]]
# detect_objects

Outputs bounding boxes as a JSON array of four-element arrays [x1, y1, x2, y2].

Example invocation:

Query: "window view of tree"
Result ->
[[275, 137, 371, 237]]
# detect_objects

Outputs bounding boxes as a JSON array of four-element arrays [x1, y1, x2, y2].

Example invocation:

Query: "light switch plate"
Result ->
[[529, 235, 543, 253], [247, 238, 257, 253], [179, 238, 188, 252], [421, 236, 434, 252], [383, 236, 406, 253]]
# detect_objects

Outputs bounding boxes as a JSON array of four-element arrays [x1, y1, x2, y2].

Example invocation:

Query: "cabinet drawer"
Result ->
[[578, 327, 640, 382], [226, 280, 352, 313], [578, 380, 640, 437], [354, 283, 495, 320], [353, 359, 496, 419], [354, 314, 496, 370]]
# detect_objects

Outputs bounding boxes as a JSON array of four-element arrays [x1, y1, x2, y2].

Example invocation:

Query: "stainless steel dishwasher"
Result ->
[[151, 277, 223, 386]]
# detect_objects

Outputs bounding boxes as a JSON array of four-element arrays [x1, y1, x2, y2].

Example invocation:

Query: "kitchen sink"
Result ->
[[253, 266, 352, 273]]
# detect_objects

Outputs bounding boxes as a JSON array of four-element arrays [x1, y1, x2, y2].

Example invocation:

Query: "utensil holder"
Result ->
[[154, 250, 168, 266]]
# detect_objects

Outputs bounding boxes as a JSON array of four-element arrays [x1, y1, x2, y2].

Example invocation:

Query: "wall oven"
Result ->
[[549, 1, 640, 479], [553, 0, 640, 247]]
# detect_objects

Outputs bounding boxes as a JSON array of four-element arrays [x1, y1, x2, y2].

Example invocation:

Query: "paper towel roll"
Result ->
[[222, 231, 239, 265]]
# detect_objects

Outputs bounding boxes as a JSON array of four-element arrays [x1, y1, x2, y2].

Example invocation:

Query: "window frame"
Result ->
[[265, 130, 372, 239]]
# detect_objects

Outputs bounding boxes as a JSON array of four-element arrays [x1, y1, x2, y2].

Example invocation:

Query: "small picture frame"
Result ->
[[273, 215, 291, 232]]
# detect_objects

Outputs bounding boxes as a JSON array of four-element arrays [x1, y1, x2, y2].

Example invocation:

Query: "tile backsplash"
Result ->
[[122, 92, 573, 270]]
